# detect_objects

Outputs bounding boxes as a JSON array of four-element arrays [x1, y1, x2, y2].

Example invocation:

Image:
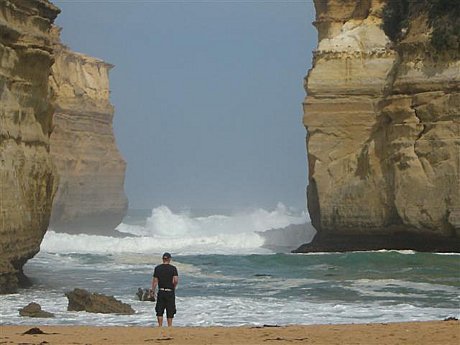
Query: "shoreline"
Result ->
[[1, 320, 459, 345]]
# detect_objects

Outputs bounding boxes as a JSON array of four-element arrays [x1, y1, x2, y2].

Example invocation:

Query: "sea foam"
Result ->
[[42, 203, 308, 255]]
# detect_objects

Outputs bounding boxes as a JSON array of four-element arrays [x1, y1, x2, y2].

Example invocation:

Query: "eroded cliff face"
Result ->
[[0, 0, 59, 292], [299, 0, 460, 252], [49, 31, 128, 235]]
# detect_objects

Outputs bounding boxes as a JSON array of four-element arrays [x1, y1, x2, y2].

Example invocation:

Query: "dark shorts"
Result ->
[[155, 291, 176, 318]]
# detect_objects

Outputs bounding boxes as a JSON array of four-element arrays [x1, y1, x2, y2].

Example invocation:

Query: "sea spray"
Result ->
[[42, 203, 309, 255], [118, 203, 308, 237]]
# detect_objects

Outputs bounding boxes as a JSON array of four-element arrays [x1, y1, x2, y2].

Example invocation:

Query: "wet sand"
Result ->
[[0, 321, 459, 345]]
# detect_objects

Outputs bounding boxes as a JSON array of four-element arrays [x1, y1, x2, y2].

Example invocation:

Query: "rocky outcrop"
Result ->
[[258, 223, 316, 252], [66, 288, 135, 314], [49, 30, 128, 235], [136, 287, 156, 302], [300, 0, 460, 252], [19, 302, 55, 318], [0, 0, 59, 293]]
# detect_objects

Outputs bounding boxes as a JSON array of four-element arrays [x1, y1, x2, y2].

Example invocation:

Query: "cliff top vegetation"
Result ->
[[382, 0, 460, 58]]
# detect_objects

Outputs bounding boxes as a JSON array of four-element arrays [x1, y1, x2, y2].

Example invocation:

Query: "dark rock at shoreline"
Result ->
[[23, 327, 46, 335], [19, 302, 55, 318], [65, 288, 135, 315], [444, 317, 458, 322], [293, 232, 460, 253], [136, 288, 155, 302]]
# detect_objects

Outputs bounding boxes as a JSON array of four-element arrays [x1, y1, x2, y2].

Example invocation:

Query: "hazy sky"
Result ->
[[53, 0, 317, 211]]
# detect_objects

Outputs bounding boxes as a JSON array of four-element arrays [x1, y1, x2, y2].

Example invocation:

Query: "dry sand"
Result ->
[[0, 321, 459, 345]]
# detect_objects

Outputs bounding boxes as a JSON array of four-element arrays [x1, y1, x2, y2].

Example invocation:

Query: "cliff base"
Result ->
[[293, 232, 460, 253]]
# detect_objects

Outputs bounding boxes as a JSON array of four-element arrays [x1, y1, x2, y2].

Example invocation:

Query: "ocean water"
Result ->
[[1, 205, 459, 327]]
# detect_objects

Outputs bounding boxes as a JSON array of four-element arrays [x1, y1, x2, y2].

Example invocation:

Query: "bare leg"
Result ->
[[167, 318, 173, 327], [157, 316, 163, 327]]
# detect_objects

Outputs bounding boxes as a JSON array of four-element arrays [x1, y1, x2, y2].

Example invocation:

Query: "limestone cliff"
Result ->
[[49, 31, 128, 235], [298, 0, 460, 252], [0, 0, 59, 293]]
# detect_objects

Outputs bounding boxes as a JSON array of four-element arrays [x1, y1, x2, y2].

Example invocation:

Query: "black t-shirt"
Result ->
[[153, 264, 178, 290]]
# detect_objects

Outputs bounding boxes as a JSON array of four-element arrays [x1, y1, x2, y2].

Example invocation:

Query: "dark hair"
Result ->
[[162, 252, 172, 259]]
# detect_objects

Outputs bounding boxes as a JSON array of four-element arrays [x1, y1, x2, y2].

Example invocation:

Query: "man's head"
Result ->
[[162, 252, 172, 263]]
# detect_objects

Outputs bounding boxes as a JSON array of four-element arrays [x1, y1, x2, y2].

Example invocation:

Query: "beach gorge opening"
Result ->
[[1, 0, 459, 340]]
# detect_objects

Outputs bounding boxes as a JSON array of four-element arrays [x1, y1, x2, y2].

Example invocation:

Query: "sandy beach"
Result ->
[[1, 321, 459, 345]]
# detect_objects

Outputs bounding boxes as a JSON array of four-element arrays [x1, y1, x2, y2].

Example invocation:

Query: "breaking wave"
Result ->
[[42, 203, 309, 255]]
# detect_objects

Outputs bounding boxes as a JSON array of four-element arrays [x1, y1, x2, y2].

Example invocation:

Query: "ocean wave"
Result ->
[[42, 203, 308, 255], [116, 203, 308, 237]]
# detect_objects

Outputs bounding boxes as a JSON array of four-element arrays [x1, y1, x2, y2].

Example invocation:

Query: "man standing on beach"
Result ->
[[152, 252, 179, 327]]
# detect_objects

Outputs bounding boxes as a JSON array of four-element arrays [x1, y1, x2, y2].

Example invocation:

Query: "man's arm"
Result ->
[[172, 266, 178, 289], [172, 275, 178, 289], [152, 277, 159, 291]]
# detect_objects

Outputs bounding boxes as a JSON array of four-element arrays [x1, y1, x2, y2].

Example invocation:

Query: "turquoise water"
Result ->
[[0, 206, 459, 326], [0, 251, 458, 327]]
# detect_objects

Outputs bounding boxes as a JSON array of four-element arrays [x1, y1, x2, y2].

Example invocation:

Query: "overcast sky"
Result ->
[[53, 0, 317, 211]]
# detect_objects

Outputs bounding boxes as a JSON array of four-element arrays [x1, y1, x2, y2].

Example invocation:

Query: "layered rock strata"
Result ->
[[0, 0, 59, 293], [49, 31, 128, 235], [299, 0, 460, 252]]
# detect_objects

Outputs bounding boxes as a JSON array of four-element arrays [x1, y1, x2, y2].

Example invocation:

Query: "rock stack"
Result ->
[[300, 0, 460, 252], [48, 28, 128, 235]]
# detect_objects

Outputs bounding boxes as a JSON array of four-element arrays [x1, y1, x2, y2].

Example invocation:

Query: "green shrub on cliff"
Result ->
[[429, 0, 460, 54], [382, 0, 409, 42], [382, 0, 460, 57]]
